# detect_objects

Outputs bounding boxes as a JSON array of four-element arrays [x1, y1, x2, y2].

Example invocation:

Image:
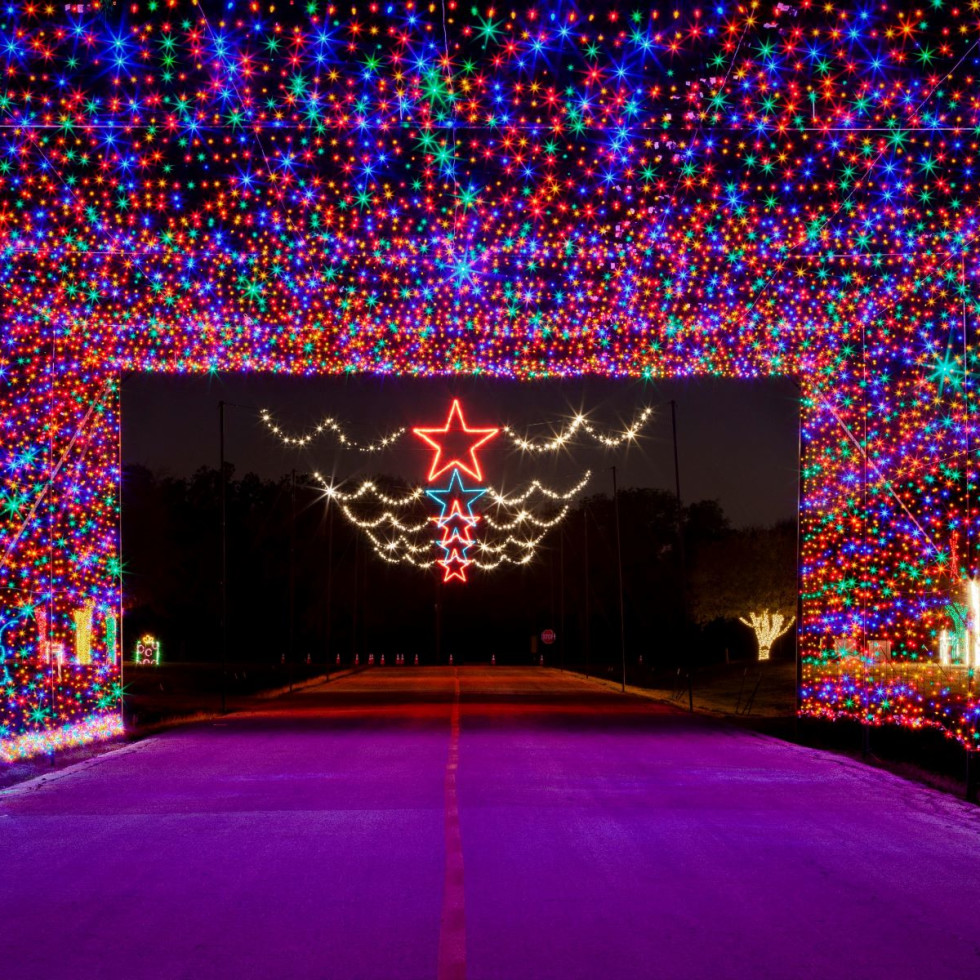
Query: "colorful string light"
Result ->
[[318, 467, 588, 573], [0, 2, 978, 754], [134, 634, 162, 667], [414, 400, 497, 581]]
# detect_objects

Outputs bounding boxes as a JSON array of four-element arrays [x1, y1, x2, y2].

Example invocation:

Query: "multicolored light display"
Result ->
[[414, 399, 497, 581], [1, 1, 979, 756], [134, 633, 161, 667], [305, 401, 591, 574]]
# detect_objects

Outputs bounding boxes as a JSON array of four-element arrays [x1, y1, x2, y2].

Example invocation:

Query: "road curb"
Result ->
[[0, 738, 150, 798]]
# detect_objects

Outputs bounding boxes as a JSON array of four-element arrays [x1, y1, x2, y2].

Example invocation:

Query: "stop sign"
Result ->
[[541, 629, 556, 645]]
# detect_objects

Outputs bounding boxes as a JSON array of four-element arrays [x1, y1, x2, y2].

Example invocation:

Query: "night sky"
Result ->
[[122, 375, 800, 528]]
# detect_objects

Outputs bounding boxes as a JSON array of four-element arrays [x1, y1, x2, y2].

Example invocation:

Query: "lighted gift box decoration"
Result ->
[[134, 635, 162, 668]]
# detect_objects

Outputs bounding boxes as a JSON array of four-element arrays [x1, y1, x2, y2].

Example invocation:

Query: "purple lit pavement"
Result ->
[[2, 668, 979, 980]]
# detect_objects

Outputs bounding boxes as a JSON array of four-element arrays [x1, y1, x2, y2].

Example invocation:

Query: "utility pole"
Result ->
[[288, 468, 296, 692], [583, 503, 590, 679], [559, 527, 565, 671], [611, 466, 627, 694], [325, 499, 334, 671], [352, 532, 359, 661], [219, 400, 227, 714], [670, 401, 692, 713], [361, 529, 369, 660], [435, 573, 442, 664]]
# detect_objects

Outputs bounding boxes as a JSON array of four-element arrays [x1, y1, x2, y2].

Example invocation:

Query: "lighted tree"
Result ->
[[738, 610, 795, 662], [688, 522, 797, 662]]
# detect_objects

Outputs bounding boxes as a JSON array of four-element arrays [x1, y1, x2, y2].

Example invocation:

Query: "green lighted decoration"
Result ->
[[134, 635, 162, 668]]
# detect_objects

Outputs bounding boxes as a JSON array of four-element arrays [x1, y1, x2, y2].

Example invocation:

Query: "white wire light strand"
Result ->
[[502, 406, 655, 452], [264, 406, 653, 455], [486, 471, 592, 505], [263, 411, 408, 453]]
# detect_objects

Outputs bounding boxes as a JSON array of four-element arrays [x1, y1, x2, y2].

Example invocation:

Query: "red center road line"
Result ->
[[437, 670, 466, 980]]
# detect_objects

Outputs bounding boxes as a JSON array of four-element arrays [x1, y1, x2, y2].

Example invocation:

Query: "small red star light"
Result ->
[[437, 552, 474, 583]]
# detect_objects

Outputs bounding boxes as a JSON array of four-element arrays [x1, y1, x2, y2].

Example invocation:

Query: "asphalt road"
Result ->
[[2, 668, 979, 980]]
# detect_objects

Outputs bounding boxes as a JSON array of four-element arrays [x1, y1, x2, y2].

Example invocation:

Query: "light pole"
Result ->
[[583, 503, 590, 679], [352, 531, 359, 661], [435, 572, 442, 664], [670, 400, 692, 713], [325, 498, 334, 670], [795, 390, 804, 731], [559, 527, 565, 671], [219, 400, 227, 713], [611, 465, 627, 693], [288, 468, 296, 692]]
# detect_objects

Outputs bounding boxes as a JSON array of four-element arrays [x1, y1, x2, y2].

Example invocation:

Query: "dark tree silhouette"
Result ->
[[122, 464, 747, 671], [688, 521, 797, 661]]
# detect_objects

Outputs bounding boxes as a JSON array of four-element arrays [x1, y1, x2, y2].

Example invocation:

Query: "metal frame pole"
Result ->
[[795, 392, 805, 727], [116, 379, 125, 726]]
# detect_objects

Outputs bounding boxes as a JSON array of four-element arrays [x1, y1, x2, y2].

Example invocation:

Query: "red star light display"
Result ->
[[413, 400, 500, 483], [433, 502, 480, 582], [416, 403, 497, 583]]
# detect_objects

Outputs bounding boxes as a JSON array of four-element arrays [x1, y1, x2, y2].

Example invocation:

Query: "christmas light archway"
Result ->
[[1, 2, 980, 757]]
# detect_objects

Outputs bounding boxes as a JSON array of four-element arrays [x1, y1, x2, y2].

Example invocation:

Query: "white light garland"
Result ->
[[312, 473, 425, 507], [369, 546, 432, 568], [483, 505, 571, 531], [501, 406, 654, 452], [486, 471, 592, 505], [336, 501, 554, 570], [475, 533, 548, 555], [471, 553, 536, 569], [312, 472, 591, 514], [297, 453, 597, 577], [362, 528, 433, 556], [263, 406, 654, 456], [338, 503, 429, 533], [262, 410, 408, 452]]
